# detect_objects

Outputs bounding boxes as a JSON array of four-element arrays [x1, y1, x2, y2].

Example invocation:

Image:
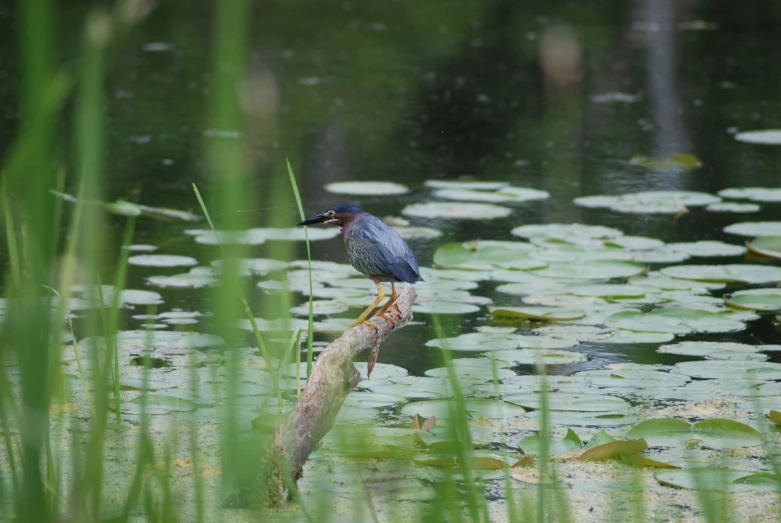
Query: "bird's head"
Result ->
[[297, 203, 366, 227]]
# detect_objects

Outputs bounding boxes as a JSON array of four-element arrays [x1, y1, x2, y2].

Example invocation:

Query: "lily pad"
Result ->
[[673, 360, 781, 381], [394, 227, 443, 240], [511, 223, 623, 240], [402, 202, 511, 220], [400, 398, 525, 420], [626, 418, 762, 449], [564, 284, 648, 298], [725, 288, 781, 312], [119, 392, 199, 415], [706, 202, 760, 213], [734, 129, 781, 145], [658, 341, 765, 360], [504, 392, 629, 412], [425, 332, 522, 352], [518, 429, 582, 456], [324, 181, 409, 195], [628, 154, 702, 171], [413, 301, 481, 314], [289, 300, 349, 316], [433, 186, 549, 203], [656, 468, 777, 492], [488, 306, 585, 321], [579, 440, 648, 461], [433, 241, 536, 268], [128, 255, 198, 267], [604, 236, 664, 250], [424, 180, 508, 190], [664, 241, 747, 257], [660, 264, 781, 284], [718, 187, 781, 202], [188, 227, 340, 245], [147, 268, 218, 288], [574, 369, 689, 390], [746, 236, 781, 259], [724, 221, 781, 237], [606, 308, 745, 334], [575, 191, 719, 214], [532, 261, 646, 280], [489, 349, 587, 365]]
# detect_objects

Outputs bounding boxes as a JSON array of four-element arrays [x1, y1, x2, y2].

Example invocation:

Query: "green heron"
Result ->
[[297, 204, 423, 329]]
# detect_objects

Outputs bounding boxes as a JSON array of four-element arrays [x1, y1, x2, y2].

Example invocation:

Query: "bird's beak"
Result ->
[[297, 212, 330, 226]]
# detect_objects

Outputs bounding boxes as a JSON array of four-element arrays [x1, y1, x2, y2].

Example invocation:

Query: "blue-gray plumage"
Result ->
[[343, 213, 422, 284], [297, 203, 423, 328]]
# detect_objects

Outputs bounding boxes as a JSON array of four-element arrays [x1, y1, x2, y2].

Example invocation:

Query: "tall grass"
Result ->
[[1, 1, 779, 522]]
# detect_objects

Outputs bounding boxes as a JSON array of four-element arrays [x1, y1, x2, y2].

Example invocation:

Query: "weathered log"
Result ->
[[265, 285, 417, 506]]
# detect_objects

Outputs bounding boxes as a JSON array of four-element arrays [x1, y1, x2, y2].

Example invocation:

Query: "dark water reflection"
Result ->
[[1, 1, 780, 375]]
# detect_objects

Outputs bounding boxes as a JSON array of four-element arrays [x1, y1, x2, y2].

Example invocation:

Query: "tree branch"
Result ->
[[264, 285, 417, 506]]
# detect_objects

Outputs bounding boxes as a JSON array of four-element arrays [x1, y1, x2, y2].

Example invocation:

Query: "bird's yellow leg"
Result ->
[[349, 280, 385, 328], [375, 282, 399, 325]]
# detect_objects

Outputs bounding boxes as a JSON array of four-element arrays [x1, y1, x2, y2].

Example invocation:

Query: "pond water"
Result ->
[[2, 1, 781, 520]]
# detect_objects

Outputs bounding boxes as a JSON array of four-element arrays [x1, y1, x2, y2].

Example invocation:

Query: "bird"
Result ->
[[297, 203, 423, 330]]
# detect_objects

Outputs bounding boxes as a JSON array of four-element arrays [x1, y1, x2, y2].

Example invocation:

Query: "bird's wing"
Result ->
[[351, 217, 422, 283]]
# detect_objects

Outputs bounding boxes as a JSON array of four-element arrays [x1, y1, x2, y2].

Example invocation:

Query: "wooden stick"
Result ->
[[265, 285, 417, 506]]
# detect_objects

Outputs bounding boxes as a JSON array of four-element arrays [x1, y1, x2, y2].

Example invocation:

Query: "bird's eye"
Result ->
[[328, 211, 335, 217]]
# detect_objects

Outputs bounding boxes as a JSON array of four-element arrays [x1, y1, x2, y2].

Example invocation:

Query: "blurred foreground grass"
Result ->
[[1, 1, 780, 522]]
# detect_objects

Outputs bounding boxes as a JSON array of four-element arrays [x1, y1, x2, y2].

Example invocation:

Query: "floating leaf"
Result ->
[[664, 241, 747, 257], [518, 428, 582, 456], [394, 226, 442, 240], [324, 181, 409, 195], [627, 418, 762, 449], [532, 261, 646, 280], [725, 289, 781, 312], [623, 455, 679, 469], [128, 255, 198, 267], [147, 268, 217, 288], [564, 284, 648, 298], [425, 332, 520, 352], [119, 393, 198, 415], [746, 236, 781, 259], [433, 186, 549, 204], [489, 349, 587, 365], [512, 223, 623, 240], [488, 306, 584, 321], [579, 439, 648, 461], [724, 221, 781, 238], [188, 227, 340, 245], [606, 307, 745, 334], [655, 468, 775, 492], [718, 187, 781, 202], [769, 410, 781, 426], [658, 341, 765, 360], [413, 301, 481, 314], [629, 154, 702, 170], [673, 360, 781, 381], [575, 369, 689, 389], [402, 202, 511, 220], [660, 264, 781, 284], [575, 191, 719, 214], [583, 430, 616, 450], [734, 129, 781, 145], [432, 241, 536, 268], [425, 180, 508, 190], [503, 392, 630, 413], [706, 202, 760, 213]]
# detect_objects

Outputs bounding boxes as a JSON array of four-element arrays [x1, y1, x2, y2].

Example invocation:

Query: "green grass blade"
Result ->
[[192, 183, 283, 408], [285, 158, 315, 377]]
